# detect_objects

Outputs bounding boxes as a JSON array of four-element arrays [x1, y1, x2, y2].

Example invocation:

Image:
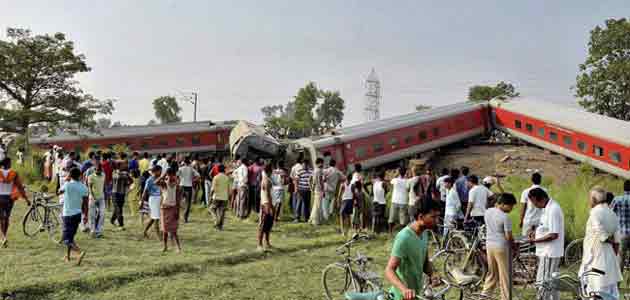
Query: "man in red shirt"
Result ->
[[101, 152, 114, 208]]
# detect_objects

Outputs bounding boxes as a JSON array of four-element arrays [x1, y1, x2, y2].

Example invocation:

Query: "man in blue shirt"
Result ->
[[612, 180, 630, 270], [128, 152, 140, 172], [455, 166, 470, 214], [58, 167, 88, 265], [142, 165, 163, 239]]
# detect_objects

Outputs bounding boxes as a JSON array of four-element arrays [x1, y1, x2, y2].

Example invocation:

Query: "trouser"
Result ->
[[295, 190, 311, 221], [249, 185, 260, 213], [483, 247, 510, 300], [211, 200, 226, 229], [89, 197, 105, 234], [111, 193, 126, 227], [183, 186, 193, 222], [372, 203, 386, 233], [325, 191, 336, 219], [620, 235, 630, 271], [291, 192, 299, 214], [536, 256, 561, 300], [204, 180, 212, 207], [236, 186, 249, 219]]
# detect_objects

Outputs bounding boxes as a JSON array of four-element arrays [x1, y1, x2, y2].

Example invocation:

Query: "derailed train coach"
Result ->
[[287, 102, 491, 172]]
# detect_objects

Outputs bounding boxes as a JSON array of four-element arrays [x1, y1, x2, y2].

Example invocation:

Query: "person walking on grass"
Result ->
[[372, 171, 388, 234], [482, 193, 517, 300], [0, 158, 29, 248], [271, 161, 288, 222], [580, 187, 621, 299], [389, 167, 409, 235], [385, 202, 441, 300], [309, 158, 325, 226], [111, 159, 132, 231], [338, 173, 353, 237], [294, 160, 313, 223], [58, 168, 88, 265], [258, 164, 275, 251], [210, 164, 231, 230], [527, 188, 564, 300], [323, 159, 343, 220], [87, 163, 106, 238], [156, 167, 183, 253], [611, 180, 630, 271], [234, 159, 250, 219], [142, 165, 162, 239], [289, 156, 304, 213], [177, 157, 200, 223]]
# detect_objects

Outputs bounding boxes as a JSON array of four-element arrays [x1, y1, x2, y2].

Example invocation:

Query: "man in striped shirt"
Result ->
[[294, 161, 313, 223], [612, 180, 630, 270]]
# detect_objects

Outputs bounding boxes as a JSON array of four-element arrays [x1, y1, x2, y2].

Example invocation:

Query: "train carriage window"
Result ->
[[593, 145, 604, 157], [525, 123, 533, 132], [563, 136, 572, 146], [514, 120, 522, 129], [610, 151, 621, 163], [538, 127, 545, 137], [158, 140, 168, 146], [373, 142, 384, 153], [175, 137, 185, 146], [432, 127, 440, 137], [355, 147, 367, 159], [140, 141, 149, 149], [418, 131, 427, 141], [577, 141, 586, 152], [549, 131, 558, 142], [389, 137, 400, 148], [404, 135, 413, 145], [192, 135, 201, 145]]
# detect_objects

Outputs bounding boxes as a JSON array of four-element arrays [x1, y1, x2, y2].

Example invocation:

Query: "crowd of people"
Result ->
[[1, 145, 630, 300]]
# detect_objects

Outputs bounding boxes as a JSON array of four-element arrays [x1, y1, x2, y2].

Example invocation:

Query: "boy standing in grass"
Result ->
[[257, 164, 275, 251], [87, 163, 106, 238], [58, 168, 88, 265], [0, 158, 29, 248], [156, 168, 182, 253]]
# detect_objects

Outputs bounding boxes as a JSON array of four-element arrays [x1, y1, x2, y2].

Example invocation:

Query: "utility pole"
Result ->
[[176, 91, 198, 122], [192, 92, 198, 122]]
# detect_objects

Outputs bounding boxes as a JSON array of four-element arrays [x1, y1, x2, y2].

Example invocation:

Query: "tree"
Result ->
[[0, 28, 114, 149], [468, 81, 520, 102], [96, 118, 112, 129], [261, 82, 345, 138], [111, 121, 124, 127], [415, 105, 432, 111], [315, 91, 345, 134], [576, 18, 630, 121], [153, 96, 181, 124]]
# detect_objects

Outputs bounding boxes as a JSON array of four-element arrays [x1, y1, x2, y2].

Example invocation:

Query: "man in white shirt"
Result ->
[[177, 157, 200, 223], [406, 168, 421, 222], [580, 187, 622, 299], [234, 159, 250, 219], [465, 175, 493, 225], [435, 168, 450, 203], [158, 155, 169, 174], [520, 172, 545, 236], [527, 188, 564, 300], [323, 159, 343, 219], [389, 167, 409, 234], [443, 177, 461, 236], [289, 158, 304, 217]]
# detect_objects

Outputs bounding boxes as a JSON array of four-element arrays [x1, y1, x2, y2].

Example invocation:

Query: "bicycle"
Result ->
[[22, 191, 62, 242], [427, 219, 471, 261], [344, 279, 452, 300], [322, 233, 382, 300], [564, 238, 584, 272], [535, 268, 617, 300]]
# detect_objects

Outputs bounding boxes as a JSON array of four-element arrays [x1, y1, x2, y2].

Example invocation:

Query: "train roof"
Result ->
[[491, 98, 630, 146], [314, 102, 485, 147], [30, 120, 238, 144]]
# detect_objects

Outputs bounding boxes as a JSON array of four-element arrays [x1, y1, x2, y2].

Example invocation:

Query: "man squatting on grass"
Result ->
[[385, 201, 441, 300], [58, 167, 88, 265]]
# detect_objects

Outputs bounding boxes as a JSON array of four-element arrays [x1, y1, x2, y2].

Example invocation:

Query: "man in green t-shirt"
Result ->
[[385, 202, 441, 300], [87, 163, 106, 238]]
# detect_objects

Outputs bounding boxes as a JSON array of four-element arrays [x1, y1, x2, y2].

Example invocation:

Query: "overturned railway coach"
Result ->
[[290, 102, 491, 171]]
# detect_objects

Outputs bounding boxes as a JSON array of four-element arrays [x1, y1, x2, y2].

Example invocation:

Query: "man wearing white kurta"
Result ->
[[580, 187, 622, 299]]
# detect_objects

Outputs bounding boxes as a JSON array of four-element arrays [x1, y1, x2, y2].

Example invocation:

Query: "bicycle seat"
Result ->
[[344, 291, 384, 300], [449, 268, 480, 286]]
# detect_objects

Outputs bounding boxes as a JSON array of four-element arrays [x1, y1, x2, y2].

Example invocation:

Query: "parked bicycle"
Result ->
[[322, 233, 382, 300], [344, 279, 452, 300], [22, 191, 62, 242], [427, 218, 470, 261], [564, 238, 584, 272], [535, 268, 616, 300]]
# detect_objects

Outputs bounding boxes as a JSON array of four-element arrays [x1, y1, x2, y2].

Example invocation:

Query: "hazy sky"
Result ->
[[2, 1, 628, 126]]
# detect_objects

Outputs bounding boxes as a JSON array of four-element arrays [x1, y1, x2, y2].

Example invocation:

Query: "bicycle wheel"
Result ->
[[563, 238, 583, 271], [426, 229, 441, 255], [22, 204, 44, 237], [47, 206, 63, 243], [443, 250, 486, 287], [322, 263, 358, 300], [445, 233, 468, 252]]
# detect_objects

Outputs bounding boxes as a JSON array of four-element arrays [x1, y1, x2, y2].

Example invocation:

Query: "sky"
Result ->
[[1, 0, 629, 126]]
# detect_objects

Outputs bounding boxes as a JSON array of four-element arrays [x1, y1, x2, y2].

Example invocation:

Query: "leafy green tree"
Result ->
[[576, 18, 630, 121], [153, 96, 182, 124], [316, 91, 345, 134], [147, 119, 157, 126], [468, 81, 520, 102], [0, 28, 114, 149], [96, 118, 112, 129], [293, 82, 320, 136]]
